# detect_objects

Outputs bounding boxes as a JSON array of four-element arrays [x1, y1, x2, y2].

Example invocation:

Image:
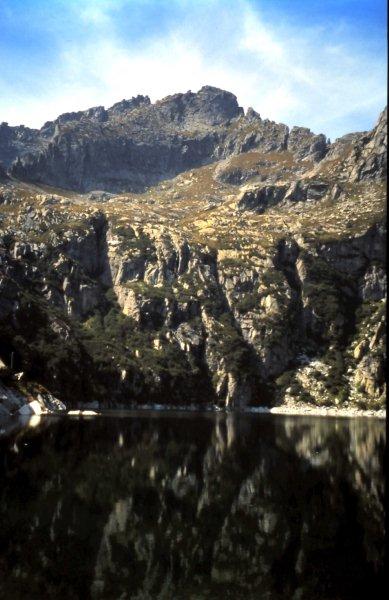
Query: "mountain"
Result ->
[[0, 88, 386, 414], [1, 86, 328, 193]]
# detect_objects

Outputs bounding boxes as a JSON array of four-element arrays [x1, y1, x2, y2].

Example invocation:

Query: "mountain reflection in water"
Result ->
[[0, 412, 385, 600]]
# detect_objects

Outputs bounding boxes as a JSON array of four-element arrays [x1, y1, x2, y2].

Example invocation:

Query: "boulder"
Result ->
[[18, 400, 43, 415]]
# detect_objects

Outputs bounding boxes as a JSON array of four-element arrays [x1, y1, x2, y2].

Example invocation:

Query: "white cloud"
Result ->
[[0, 0, 386, 139]]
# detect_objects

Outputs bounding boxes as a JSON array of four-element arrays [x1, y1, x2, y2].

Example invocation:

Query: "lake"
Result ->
[[0, 412, 385, 599]]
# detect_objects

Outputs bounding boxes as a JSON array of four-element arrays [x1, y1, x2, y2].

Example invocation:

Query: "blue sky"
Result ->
[[0, 0, 386, 138]]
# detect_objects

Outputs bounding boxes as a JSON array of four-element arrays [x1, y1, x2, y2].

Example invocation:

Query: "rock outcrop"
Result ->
[[345, 108, 387, 181], [0, 378, 66, 417], [237, 179, 333, 214]]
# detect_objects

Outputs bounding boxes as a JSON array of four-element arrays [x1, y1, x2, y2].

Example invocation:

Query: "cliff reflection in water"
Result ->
[[0, 413, 385, 600]]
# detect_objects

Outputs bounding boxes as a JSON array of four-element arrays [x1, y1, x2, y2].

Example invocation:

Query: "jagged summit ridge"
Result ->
[[1, 86, 328, 192], [152, 86, 243, 126], [38, 86, 241, 132]]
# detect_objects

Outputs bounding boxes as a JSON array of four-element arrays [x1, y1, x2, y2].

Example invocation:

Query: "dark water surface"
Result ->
[[0, 412, 385, 600]]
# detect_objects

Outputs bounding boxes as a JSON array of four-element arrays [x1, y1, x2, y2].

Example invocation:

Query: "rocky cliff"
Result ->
[[3, 86, 327, 193], [0, 89, 386, 412]]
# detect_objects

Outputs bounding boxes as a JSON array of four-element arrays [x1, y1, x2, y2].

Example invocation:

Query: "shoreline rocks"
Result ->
[[0, 380, 66, 418]]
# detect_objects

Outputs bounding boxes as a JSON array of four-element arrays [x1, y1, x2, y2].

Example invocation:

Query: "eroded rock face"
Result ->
[[345, 108, 387, 181], [288, 126, 328, 162], [0, 96, 386, 410], [237, 185, 289, 213], [237, 179, 332, 213], [2, 87, 329, 193], [0, 204, 385, 409], [0, 121, 45, 167]]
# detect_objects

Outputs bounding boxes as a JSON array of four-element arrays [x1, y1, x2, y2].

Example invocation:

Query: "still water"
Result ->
[[0, 412, 385, 600]]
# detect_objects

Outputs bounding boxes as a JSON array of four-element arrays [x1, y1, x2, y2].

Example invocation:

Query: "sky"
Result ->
[[0, 0, 387, 139]]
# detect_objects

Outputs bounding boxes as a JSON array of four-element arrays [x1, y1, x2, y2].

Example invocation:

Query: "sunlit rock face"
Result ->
[[345, 108, 387, 182], [0, 93, 386, 410], [0, 208, 385, 409], [0, 414, 385, 599]]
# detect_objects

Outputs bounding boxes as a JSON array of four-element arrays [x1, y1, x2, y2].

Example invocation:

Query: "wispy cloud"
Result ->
[[0, 0, 386, 139]]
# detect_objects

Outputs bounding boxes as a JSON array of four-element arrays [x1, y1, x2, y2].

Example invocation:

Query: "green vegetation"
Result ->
[[208, 313, 255, 376], [234, 292, 258, 314], [115, 226, 157, 258], [262, 269, 286, 288]]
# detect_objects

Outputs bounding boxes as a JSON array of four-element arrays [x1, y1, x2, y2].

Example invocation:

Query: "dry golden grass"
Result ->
[[0, 149, 385, 257]]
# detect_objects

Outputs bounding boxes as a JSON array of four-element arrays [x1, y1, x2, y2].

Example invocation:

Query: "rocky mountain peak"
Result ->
[[154, 85, 244, 127], [345, 106, 387, 181], [108, 95, 151, 116], [245, 107, 261, 122], [1, 88, 385, 194]]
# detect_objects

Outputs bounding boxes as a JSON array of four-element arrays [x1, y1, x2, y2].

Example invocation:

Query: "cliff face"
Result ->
[[0, 91, 386, 411], [345, 108, 387, 181], [2, 86, 326, 193]]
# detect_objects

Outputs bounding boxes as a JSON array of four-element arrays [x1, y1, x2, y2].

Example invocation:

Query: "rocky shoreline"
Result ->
[[1, 377, 385, 422], [249, 401, 386, 419], [1, 403, 385, 424]]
